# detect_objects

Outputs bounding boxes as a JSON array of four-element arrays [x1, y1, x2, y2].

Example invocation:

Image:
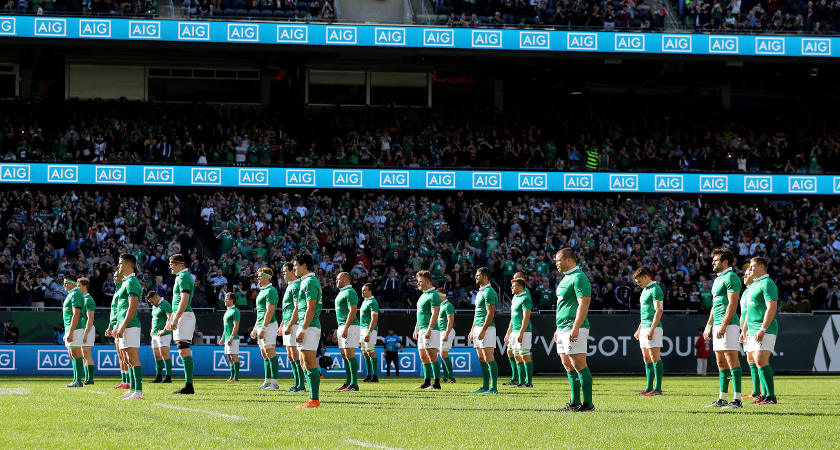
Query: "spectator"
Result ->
[[4, 320, 19, 343], [383, 329, 402, 376]]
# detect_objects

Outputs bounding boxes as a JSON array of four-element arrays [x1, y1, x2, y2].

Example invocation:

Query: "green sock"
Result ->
[[155, 360, 164, 377], [423, 363, 433, 382], [480, 362, 489, 390], [183, 356, 194, 384], [343, 358, 352, 385], [488, 360, 498, 390], [517, 362, 527, 385], [292, 360, 301, 386], [229, 363, 235, 380], [82, 364, 89, 383], [719, 369, 730, 393], [730, 367, 742, 395], [74, 357, 84, 384], [749, 364, 761, 396], [644, 362, 654, 391], [87, 364, 94, 383], [577, 367, 593, 406], [526, 361, 533, 385], [164, 358, 172, 377], [269, 356, 279, 380], [758, 365, 775, 397], [263, 358, 270, 380], [371, 357, 378, 377], [307, 368, 320, 400], [121, 371, 127, 384], [363, 356, 371, 376], [234, 362, 241, 381], [293, 361, 305, 389], [70, 358, 78, 383], [128, 365, 136, 390], [350, 356, 359, 386], [432, 360, 441, 381], [133, 365, 143, 393], [567, 371, 581, 405], [444, 356, 454, 380], [508, 356, 518, 382], [654, 360, 663, 392]]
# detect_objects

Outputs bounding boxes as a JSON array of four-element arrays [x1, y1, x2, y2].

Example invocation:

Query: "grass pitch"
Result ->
[[1, 375, 839, 448]]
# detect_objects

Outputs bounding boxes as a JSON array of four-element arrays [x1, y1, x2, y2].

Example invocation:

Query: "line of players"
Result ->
[[59, 246, 778, 410]]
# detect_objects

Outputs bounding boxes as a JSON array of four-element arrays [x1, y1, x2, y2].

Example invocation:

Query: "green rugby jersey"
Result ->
[[256, 284, 279, 326], [745, 275, 779, 335], [63, 288, 85, 330], [555, 267, 591, 330], [172, 269, 195, 313], [296, 273, 323, 329], [82, 294, 96, 331], [109, 279, 122, 328], [639, 282, 664, 329], [436, 300, 455, 332], [116, 274, 142, 328], [152, 299, 173, 336], [712, 268, 741, 326], [511, 291, 533, 332], [416, 288, 442, 331], [335, 285, 360, 326], [360, 297, 380, 331], [281, 279, 301, 325], [473, 284, 498, 328], [223, 306, 241, 340]]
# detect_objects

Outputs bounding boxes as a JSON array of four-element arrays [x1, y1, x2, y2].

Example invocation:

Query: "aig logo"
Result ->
[[834, 177, 840, 193], [423, 28, 454, 47], [709, 35, 738, 53], [699, 175, 728, 192], [397, 353, 417, 371], [609, 174, 638, 191], [239, 168, 269, 186], [518, 173, 547, 190], [96, 350, 121, 371], [79, 19, 111, 38], [567, 32, 597, 50], [755, 37, 784, 55], [472, 30, 502, 48], [519, 31, 549, 49], [34, 18, 65, 36], [128, 20, 160, 39], [426, 171, 456, 189], [450, 352, 471, 373], [191, 167, 221, 185], [654, 174, 683, 191], [614, 33, 644, 52], [227, 23, 258, 41], [788, 176, 816, 193], [277, 25, 307, 43], [0, 17, 15, 36], [95, 166, 126, 184], [379, 170, 409, 188], [564, 174, 593, 190], [472, 172, 501, 189], [0, 349, 14, 370], [178, 22, 210, 41], [326, 26, 357, 44], [662, 34, 691, 53], [333, 170, 363, 187], [744, 176, 772, 192], [374, 27, 405, 46], [47, 165, 78, 183], [286, 169, 315, 186], [37, 350, 72, 371], [143, 166, 174, 184], [0, 164, 30, 182], [802, 38, 831, 55], [213, 350, 249, 371]]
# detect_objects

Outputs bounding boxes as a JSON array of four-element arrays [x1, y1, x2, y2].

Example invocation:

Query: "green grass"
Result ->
[[2, 375, 839, 448]]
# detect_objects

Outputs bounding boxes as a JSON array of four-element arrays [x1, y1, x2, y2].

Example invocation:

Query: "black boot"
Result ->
[[151, 375, 163, 383], [173, 382, 195, 394], [163, 375, 172, 383]]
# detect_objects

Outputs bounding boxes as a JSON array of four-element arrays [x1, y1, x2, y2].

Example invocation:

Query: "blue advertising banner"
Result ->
[[0, 344, 482, 377], [0, 16, 839, 58], [3, 163, 839, 195]]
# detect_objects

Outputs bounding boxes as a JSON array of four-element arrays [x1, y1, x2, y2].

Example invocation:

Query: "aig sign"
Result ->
[[519, 31, 549, 49], [95, 166, 126, 184], [699, 175, 728, 192], [37, 349, 72, 371], [0, 17, 15, 36], [0, 164, 30, 182], [79, 19, 111, 38], [286, 169, 315, 186], [802, 38, 831, 55], [326, 26, 357, 44], [128, 20, 160, 39], [709, 35, 739, 53], [0, 349, 14, 370], [47, 165, 78, 183], [662, 34, 691, 53], [178, 22, 210, 41], [379, 170, 409, 188], [563, 173, 593, 190], [213, 350, 249, 371], [472, 172, 501, 189], [34, 18, 65, 37], [518, 173, 547, 190], [614, 33, 644, 52], [744, 176, 772, 193], [143, 166, 174, 184], [239, 168, 269, 186], [472, 30, 502, 48], [788, 176, 816, 193], [333, 170, 363, 188], [423, 28, 454, 47], [191, 167, 221, 185], [277, 25, 307, 43], [426, 171, 456, 189], [609, 174, 638, 191], [96, 350, 121, 371], [755, 37, 784, 55], [374, 27, 405, 46], [654, 174, 683, 191], [567, 32, 597, 51], [227, 23, 258, 42]]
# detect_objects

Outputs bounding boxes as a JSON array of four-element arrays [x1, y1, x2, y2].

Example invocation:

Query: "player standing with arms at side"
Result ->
[[360, 283, 380, 383], [252, 266, 281, 390], [469, 267, 499, 394], [743, 257, 779, 405], [413, 270, 441, 390], [294, 253, 323, 409], [165, 254, 197, 395], [632, 268, 664, 396], [115, 254, 144, 400], [105, 272, 129, 389], [280, 262, 305, 392], [147, 291, 173, 384], [334, 272, 361, 392], [436, 287, 456, 384], [507, 278, 534, 388], [554, 248, 595, 412], [703, 247, 743, 409], [503, 272, 528, 386], [219, 292, 241, 382], [78, 277, 97, 385], [61, 274, 85, 388], [739, 266, 759, 400]]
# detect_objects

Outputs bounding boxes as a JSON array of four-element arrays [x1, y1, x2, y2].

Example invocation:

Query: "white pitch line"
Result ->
[[60, 388, 108, 395], [154, 402, 244, 420], [0, 388, 30, 394], [344, 439, 402, 450]]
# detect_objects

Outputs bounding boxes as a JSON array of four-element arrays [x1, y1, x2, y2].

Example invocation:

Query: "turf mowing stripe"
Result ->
[[344, 439, 402, 450], [154, 402, 245, 420], [0, 388, 30, 394]]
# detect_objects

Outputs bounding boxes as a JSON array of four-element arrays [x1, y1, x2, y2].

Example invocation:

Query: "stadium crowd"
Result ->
[[680, 0, 840, 32], [2, 101, 839, 174], [0, 188, 838, 313]]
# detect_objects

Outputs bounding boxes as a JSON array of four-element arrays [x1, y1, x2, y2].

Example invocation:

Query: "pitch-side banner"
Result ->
[[1, 16, 839, 58], [2, 163, 839, 194]]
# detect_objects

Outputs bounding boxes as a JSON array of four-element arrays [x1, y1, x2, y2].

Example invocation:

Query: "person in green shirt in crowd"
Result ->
[[219, 292, 242, 383], [469, 267, 499, 394], [632, 268, 665, 396], [360, 283, 381, 383], [78, 277, 97, 385], [165, 253, 197, 395], [114, 254, 144, 400], [280, 262, 306, 393], [507, 277, 534, 388], [334, 272, 361, 392], [61, 274, 85, 388], [436, 287, 456, 384], [294, 252, 323, 409], [147, 291, 173, 384], [742, 257, 779, 405]]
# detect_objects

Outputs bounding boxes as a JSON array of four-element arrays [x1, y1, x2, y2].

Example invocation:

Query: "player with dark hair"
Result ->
[[147, 291, 173, 384], [115, 254, 144, 400], [360, 282, 380, 383], [165, 253, 197, 395], [632, 268, 664, 395], [294, 253, 323, 409], [413, 270, 442, 390], [469, 267, 498, 394], [77, 277, 97, 385], [61, 274, 85, 388], [703, 247, 743, 409]]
